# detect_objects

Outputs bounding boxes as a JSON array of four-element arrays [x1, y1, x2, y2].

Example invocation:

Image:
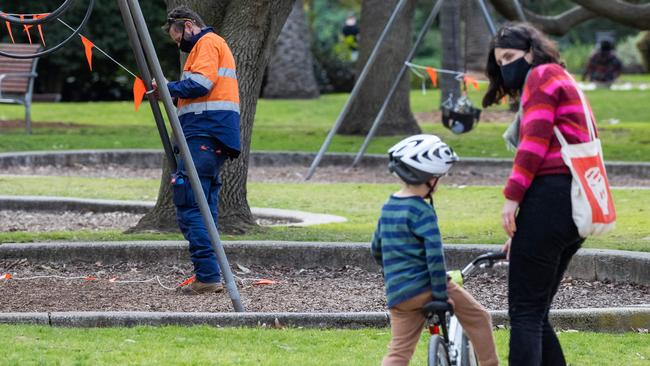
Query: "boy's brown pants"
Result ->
[[382, 281, 499, 366]]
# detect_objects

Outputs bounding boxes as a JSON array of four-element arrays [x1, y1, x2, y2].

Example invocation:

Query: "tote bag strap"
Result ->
[[563, 69, 597, 142]]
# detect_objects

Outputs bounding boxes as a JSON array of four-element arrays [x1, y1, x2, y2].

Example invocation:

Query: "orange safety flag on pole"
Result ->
[[425, 67, 438, 87], [464, 75, 480, 91], [133, 77, 147, 112], [33, 14, 48, 47], [19, 15, 33, 45], [80, 35, 94, 71]]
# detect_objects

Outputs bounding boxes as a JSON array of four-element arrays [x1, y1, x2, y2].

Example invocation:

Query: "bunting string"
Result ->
[[2, 12, 147, 111], [405, 61, 486, 94], [57, 18, 138, 78]]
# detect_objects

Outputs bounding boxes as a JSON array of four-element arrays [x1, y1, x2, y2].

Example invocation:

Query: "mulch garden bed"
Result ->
[[0, 260, 647, 313]]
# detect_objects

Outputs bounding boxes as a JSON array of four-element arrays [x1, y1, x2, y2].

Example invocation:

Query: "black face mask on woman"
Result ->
[[179, 28, 195, 53], [500, 56, 531, 91]]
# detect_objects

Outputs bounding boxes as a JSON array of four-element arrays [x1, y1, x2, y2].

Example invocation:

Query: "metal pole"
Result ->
[[475, 0, 497, 36], [117, 0, 176, 172], [125, 0, 244, 312], [305, 0, 410, 180], [352, 0, 443, 167], [512, 0, 527, 22]]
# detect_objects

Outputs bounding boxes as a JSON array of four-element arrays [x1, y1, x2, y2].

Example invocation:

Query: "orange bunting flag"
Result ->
[[33, 14, 48, 47], [177, 275, 196, 288], [80, 35, 95, 71], [133, 77, 147, 112], [2, 13, 15, 43], [464, 75, 480, 91], [19, 15, 33, 45], [425, 67, 438, 87], [1, 273, 11, 280], [500, 96, 508, 105], [253, 279, 276, 286]]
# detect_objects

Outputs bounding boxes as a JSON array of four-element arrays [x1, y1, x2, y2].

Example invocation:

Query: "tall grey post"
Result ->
[[474, 0, 497, 35], [122, 0, 244, 312], [117, 0, 176, 172], [305, 0, 410, 180], [352, 0, 443, 167]]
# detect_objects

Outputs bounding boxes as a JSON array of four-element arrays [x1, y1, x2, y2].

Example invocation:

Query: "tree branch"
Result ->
[[524, 6, 597, 36], [488, 0, 596, 36], [571, 0, 650, 30]]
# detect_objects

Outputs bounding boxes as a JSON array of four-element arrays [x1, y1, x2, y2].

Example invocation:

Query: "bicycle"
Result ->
[[423, 252, 507, 366]]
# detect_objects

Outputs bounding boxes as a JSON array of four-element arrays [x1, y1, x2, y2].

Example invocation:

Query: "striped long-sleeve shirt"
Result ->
[[370, 195, 447, 308], [505, 63, 597, 202]]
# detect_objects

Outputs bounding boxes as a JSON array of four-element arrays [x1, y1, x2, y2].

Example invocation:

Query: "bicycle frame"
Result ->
[[425, 252, 507, 366]]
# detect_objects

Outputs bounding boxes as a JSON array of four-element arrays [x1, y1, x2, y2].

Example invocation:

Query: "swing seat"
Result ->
[[442, 106, 481, 134]]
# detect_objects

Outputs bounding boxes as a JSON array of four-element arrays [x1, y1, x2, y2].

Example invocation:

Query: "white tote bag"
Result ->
[[553, 72, 616, 238]]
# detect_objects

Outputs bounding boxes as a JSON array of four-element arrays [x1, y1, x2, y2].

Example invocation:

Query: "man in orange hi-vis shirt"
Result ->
[[161, 6, 241, 295]]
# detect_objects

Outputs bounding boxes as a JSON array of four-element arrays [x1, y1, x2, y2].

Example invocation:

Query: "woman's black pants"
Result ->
[[508, 175, 585, 366]]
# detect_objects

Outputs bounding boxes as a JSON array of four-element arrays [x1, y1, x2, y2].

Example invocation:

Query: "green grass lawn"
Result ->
[[1, 325, 648, 365], [1, 175, 648, 252], [1, 80, 649, 160]]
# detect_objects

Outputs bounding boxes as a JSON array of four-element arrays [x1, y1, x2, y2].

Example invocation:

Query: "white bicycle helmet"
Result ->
[[388, 134, 459, 184]]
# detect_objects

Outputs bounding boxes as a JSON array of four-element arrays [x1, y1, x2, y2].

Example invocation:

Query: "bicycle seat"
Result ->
[[422, 301, 453, 317]]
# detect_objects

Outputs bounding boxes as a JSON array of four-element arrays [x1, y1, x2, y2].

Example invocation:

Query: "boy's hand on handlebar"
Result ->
[[502, 238, 511, 261]]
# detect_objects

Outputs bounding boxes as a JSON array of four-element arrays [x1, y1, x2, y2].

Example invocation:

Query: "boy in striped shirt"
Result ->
[[372, 135, 498, 366]]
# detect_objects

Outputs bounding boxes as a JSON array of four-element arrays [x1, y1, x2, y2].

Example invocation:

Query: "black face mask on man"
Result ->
[[179, 28, 195, 53], [500, 56, 531, 92]]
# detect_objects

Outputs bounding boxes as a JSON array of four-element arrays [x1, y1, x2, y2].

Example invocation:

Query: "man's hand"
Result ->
[[502, 199, 519, 237]]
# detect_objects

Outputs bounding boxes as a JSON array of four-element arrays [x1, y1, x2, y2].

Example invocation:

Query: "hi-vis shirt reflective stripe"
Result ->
[[177, 101, 240, 115], [218, 67, 237, 79], [181, 71, 214, 90], [177, 32, 240, 117]]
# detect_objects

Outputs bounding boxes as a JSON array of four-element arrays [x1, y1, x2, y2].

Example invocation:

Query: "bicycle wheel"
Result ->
[[459, 333, 479, 366], [428, 335, 450, 366]]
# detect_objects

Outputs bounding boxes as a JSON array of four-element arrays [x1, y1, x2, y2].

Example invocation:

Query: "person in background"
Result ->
[[582, 39, 623, 87]]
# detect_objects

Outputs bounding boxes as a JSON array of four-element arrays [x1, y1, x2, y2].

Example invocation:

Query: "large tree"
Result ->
[[131, 0, 294, 234], [336, 0, 421, 136], [439, 0, 462, 106], [263, 0, 320, 99]]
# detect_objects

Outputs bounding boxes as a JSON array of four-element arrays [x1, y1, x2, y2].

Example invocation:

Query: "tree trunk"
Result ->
[[262, 0, 319, 99], [336, 0, 420, 136], [131, 0, 294, 234], [638, 31, 650, 72], [439, 0, 462, 107], [463, 0, 491, 73]]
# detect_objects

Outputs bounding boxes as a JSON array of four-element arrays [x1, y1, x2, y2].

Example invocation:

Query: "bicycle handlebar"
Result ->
[[460, 251, 507, 279], [471, 251, 507, 266]]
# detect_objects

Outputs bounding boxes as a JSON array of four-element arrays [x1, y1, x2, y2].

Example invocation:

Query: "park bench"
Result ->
[[0, 43, 42, 134]]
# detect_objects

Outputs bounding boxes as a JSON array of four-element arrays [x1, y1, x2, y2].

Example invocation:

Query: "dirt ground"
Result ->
[[0, 261, 647, 313]]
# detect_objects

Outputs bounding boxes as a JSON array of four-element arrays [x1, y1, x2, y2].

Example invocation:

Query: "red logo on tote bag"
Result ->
[[571, 156, 616, 223]]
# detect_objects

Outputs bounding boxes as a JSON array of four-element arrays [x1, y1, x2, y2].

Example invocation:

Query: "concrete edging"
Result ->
[[0, 196, 346, 227], [0, 308, 648, 332], [1, 241, 648, 286], [1, 149, 649, 178]]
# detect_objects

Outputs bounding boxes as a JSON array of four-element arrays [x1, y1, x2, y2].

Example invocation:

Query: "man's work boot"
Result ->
[[177, 280, 224, 295]]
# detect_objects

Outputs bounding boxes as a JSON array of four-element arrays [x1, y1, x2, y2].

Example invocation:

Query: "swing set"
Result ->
[[0, 0, 245, 312], [305, 0, 527, 179]]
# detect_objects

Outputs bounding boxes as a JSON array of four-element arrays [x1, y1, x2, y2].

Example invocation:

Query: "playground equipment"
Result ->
[[0, 0, 244, 312], [306, 0, 525, 178]]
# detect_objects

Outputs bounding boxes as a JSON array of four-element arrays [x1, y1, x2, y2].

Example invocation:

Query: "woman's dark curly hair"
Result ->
[[482, 22, 564, 108]]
